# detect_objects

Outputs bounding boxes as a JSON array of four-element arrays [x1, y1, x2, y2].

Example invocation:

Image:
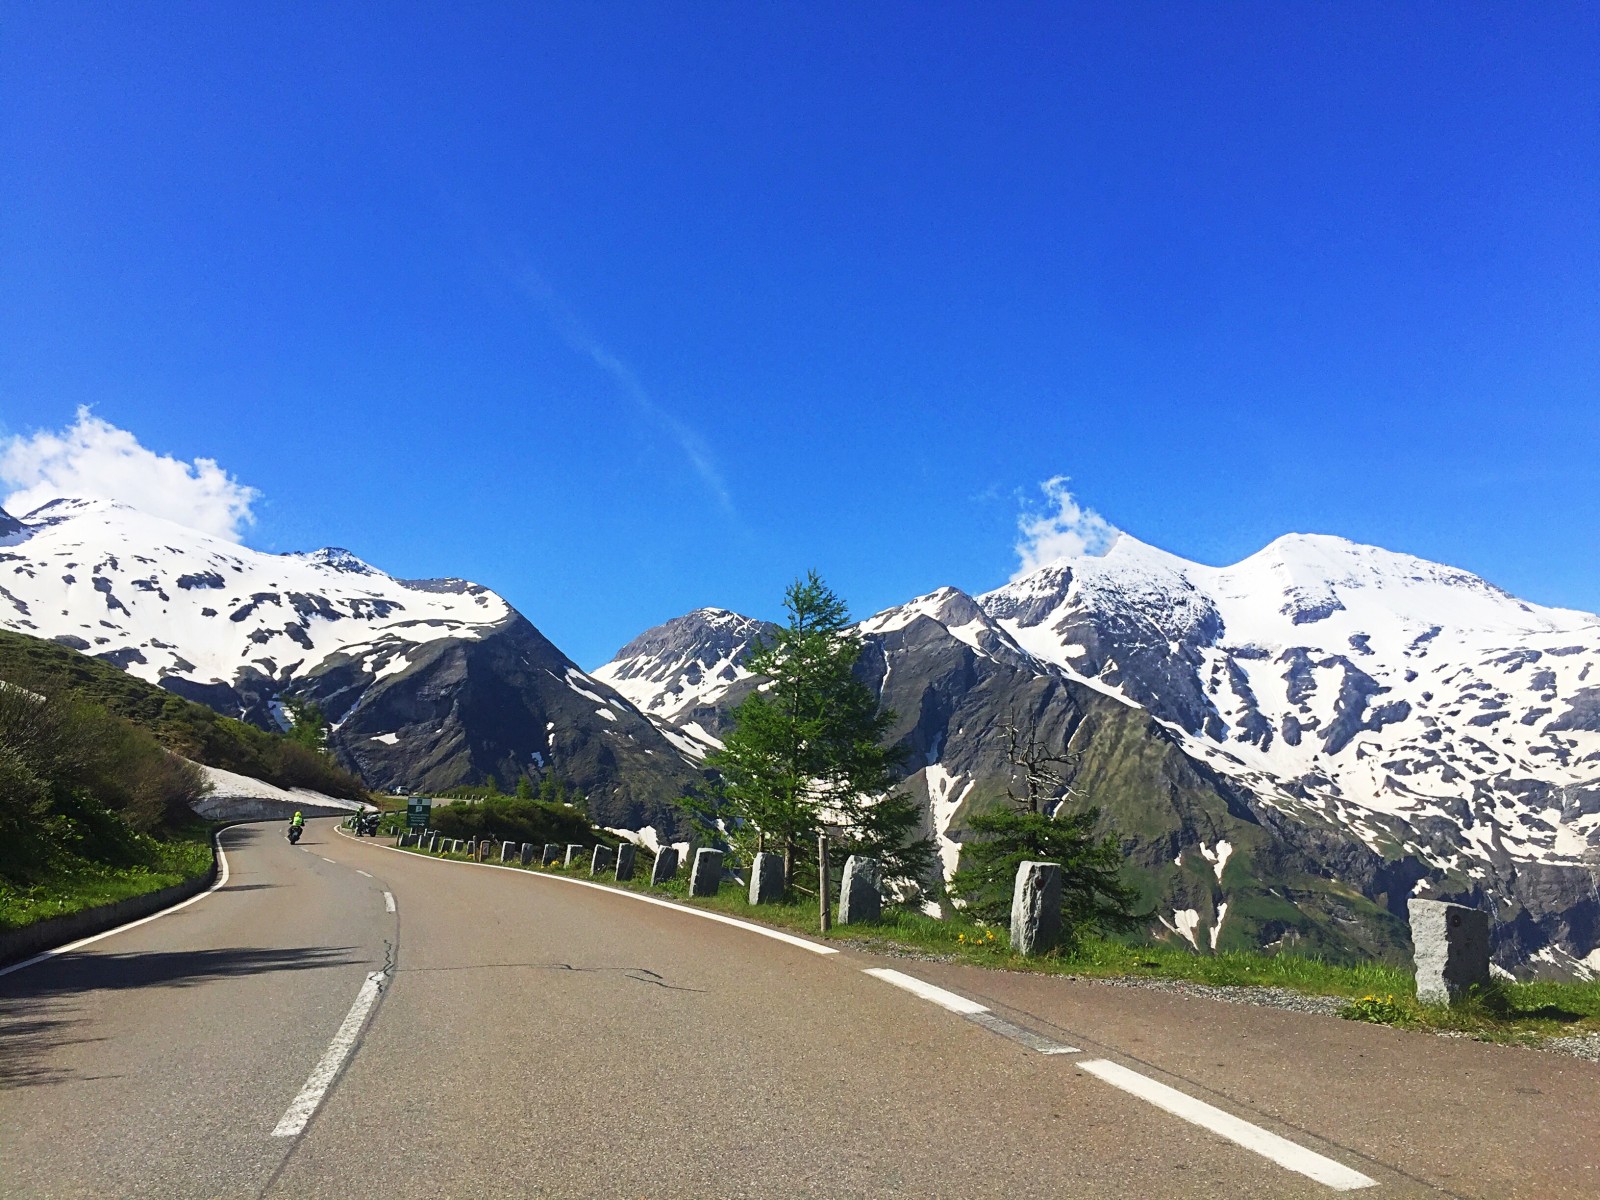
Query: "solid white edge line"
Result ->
[[1077, 1059, 1377, 1191], [0, 826, 235, 979], [271, 970, 386, 1138], [862, 967, 990, 1015], [341, 830, 838, 957], [383, 891, 395, 912]]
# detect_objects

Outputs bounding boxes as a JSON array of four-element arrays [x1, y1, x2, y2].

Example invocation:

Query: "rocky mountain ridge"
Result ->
[[7, 494, 1597, 971], [0, 497, 702, 833], [597, 538, 1600, 973]]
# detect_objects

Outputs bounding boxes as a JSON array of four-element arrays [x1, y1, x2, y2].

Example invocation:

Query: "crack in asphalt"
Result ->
[[399, 962, 705, 992]]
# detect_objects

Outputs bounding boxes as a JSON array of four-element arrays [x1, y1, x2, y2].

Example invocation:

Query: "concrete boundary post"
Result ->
[[839, 856, 882, 925], [615, 843, 636, 882], [565, 844, 584, 867], [1408, 899, 1491, 1005], [749, 852, 784, 904], [1010, 861, 1062, 956], [519, 842, 535, 866], [689, 848, 724, 897], [591, 846, 614, 877], [651, 846, 679, 886], [542, 843, 561, 866]]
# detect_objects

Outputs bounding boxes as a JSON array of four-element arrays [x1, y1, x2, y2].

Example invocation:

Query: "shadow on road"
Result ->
[[0, 946, 367, 1089], [0, 997, 113, 1090], [0, 945, 364, 1002]]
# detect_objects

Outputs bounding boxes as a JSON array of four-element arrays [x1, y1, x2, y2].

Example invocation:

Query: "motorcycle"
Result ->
[[355, 812, 381, 837], [287, 823, 303, 844]]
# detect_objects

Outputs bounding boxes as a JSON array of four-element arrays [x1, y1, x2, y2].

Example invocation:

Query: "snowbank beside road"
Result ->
[[190, 764, 366, 822]]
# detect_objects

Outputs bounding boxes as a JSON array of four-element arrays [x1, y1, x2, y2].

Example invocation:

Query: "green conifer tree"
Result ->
[[697, 572, 932, 896], [282, 697, 329, 752], [946, 718, 1144, 948]]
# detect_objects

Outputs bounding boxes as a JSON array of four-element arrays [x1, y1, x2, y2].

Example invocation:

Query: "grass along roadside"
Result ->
[[0, 821, 215, 931], [393, 839, 1600, 1049]]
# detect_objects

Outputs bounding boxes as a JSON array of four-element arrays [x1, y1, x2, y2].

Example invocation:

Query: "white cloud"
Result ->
[[0, 407, 260, 541], [1012, 476, 1119, 580]]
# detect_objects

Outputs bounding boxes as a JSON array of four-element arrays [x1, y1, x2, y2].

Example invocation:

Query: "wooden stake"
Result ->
[[818, 833, 832, 933]]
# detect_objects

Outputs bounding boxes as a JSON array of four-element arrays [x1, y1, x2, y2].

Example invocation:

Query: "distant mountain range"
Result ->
[[3, 496, 1597, 972], [0, 497, 700, 834], [597, 534, 1600, 974]]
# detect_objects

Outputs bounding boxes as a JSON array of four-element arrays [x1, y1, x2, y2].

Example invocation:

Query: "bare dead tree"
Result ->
[[998, 715, 1084, 816]]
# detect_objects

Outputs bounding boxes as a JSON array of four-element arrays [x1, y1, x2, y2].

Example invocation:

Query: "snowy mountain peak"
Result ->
[[593, 607, 776, 758], [293, 547, 378, 575], [973, 528, 1600, 874], [0, 497, 511, 720]]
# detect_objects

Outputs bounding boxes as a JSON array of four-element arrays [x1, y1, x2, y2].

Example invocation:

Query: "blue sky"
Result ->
[[2, 3, 1596, 667]]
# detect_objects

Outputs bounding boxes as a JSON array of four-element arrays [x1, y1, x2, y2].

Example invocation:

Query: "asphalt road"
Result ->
[[1, 820, 1594, 1199]]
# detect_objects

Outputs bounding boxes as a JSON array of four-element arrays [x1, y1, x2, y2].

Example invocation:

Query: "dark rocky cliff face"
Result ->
[[606, 590, 1600, 972], [298, 613, 700, 837], [853, 601, 1415, 964]]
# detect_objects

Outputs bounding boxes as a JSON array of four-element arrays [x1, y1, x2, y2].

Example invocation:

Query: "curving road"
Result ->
[[1, 819, 1595, 1199]]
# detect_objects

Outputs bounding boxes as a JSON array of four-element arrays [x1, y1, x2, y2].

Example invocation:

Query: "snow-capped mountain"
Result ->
[[0, 497, 509, 718], [592, 608, 775, 757], [979, 532, 1600, 875], [0, 497, 702, 832], [599, 536, 1600, 972]]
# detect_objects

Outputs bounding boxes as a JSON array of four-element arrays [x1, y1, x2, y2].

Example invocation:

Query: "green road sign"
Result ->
[[406, 798, 432, 829]]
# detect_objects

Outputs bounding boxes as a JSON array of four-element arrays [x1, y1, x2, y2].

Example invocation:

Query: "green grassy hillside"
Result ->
[[0, 629, 366, 800], [0, 628, 366, 932]]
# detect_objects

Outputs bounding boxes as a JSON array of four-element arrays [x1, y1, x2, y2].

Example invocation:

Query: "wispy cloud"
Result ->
[[1012, 476, 1118, 580], [514, 269, 734, 515], [1, 407, 260, 540]]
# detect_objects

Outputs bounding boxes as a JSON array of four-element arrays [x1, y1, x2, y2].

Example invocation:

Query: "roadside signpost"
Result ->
[[406, 797, 432, 830]]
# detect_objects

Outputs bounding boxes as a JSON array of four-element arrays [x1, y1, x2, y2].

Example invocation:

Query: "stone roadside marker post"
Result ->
[[839, 856, 882, 925], [615, 843, 636, 882], [519, 842, 535, 866], [500, 843, 516, 863], [749, 852, 784, 904], [591, 846, 614, 877], [1408, 898, 1491, 1005], [1010, 861, 1062, 956], [542, 843, 561, 866], [565, 844, 584, 867], [689, 848, 724, 896], [651, 846, 679, 886]]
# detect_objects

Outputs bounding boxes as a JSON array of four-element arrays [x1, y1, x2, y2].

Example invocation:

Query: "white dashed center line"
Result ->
[[356, 870, 372, 878], [861, 967, 1372, 1190], [862, 968, 1077, 1052], [1077, 1059, 1376, 1190], [383, 891, 395, 912], [863, 967, 988, 1014], [272, 971, 387, 1138]]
